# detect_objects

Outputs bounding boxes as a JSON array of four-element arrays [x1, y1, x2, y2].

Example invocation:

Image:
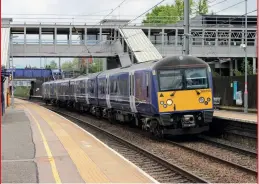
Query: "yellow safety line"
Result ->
[[24, 106, 61, 183], [33, 105, 110, 183]]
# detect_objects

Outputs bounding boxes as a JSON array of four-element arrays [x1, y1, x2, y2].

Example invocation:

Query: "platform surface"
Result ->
[[213, 109, 257, 124], [2, 99, 157, 183]]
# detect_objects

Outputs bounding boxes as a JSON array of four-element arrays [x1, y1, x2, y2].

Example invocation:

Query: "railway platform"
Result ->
[[2, 99, 157, 183], [213, 110, 257, 124]]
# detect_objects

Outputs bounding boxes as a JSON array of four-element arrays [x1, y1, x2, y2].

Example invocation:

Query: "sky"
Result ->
[[1, 0, 257, 68]]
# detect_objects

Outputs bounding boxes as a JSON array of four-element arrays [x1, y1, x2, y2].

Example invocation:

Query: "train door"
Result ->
[[85, 78, 89, 104], [106, 74, 111, 108], [145, 71, 151, 113], [74, 81, 77, 102], [68, 81, 71, 101], [129, 71, 137, 113], [48, 83, 51, 99], [55, 82, 59, 100]]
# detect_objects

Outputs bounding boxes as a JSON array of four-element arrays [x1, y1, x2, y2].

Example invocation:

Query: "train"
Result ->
[[42, 55, 214, 138]]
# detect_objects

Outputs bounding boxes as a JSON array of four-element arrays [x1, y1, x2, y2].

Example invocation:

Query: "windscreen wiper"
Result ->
[[170, 91, 176, 97], [186, 80, 200, 95]]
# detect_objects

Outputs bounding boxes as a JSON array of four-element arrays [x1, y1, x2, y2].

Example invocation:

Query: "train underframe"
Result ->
[[45, 98, 213, 138]]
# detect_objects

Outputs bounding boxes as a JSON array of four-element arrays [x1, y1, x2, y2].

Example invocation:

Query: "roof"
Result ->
[[153, 56, 208, 70], [100, 19, 130, 25], [1, 18, 13, 23], [119, 28, 163, 63]]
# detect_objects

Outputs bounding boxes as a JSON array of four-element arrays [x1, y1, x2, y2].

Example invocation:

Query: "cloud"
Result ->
[[2, 0, 60, 15]]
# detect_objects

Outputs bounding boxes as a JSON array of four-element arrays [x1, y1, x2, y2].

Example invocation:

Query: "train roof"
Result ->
[[98, 60, 157, 77], [98, 55, 208, 77], [42, 56, 208, 83], [152, 55, 209, 70]]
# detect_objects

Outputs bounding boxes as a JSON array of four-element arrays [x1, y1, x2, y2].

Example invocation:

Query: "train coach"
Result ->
[[42, 55, 214, 137]]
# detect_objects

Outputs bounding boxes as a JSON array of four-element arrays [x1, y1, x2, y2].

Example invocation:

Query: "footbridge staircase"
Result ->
[[116, 28, 163, 66]]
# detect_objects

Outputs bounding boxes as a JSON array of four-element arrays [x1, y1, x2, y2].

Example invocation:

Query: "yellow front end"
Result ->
[[158, 88, 213, 113]]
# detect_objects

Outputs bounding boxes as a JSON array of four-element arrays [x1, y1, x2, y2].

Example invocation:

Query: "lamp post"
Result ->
[[244, 0, 248, 113], [183, 0, 190, 55]]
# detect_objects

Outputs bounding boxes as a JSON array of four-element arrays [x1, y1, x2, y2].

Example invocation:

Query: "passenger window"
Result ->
[[118, 78, 129, 96], [99, 80, 105, 94], [114, 81, 118, 94], [110, 80, 113, 94], [91, 81, 95, 93]]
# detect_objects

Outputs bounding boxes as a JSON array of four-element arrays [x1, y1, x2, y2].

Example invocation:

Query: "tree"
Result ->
[[49, 60, 57, 69], [196, 0, 209, 15], [232, 60, 254, 76], [240, 60, 254, 75], [174, 0, 195, 19], [142, 0, 208, 24], [88, 58, 103, 73], [61, 58, 79, 71], [143, 5, 179, 24], [212, 71, 220, 77], [61, 61, 73, 71]]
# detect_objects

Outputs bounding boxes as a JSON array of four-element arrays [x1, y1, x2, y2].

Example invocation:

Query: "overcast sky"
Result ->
[[1, 0, 257, 68], [2, 0, 257, 16]]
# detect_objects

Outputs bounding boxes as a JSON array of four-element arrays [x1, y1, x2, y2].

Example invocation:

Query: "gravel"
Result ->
[[178, 141, 257, 171], [47, 106, 257, 183]]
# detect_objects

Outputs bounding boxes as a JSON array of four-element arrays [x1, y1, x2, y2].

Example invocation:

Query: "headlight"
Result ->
[[166, 99, 173, 106], [160, 101, 164, 105], [207, 98, 211, 102], [199, 97, 205, 103], [163, 104, 167, 108]]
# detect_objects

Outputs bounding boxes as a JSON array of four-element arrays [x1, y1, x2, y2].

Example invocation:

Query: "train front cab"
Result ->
[[153, 62, 214, 136]]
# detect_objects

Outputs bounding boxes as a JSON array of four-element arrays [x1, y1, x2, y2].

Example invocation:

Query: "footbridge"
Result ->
[[2, 18, 163, 67], [1, 15, 257, 74]]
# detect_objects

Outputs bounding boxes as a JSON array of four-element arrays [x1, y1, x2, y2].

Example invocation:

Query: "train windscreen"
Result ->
[[158, 68, 209, 91]]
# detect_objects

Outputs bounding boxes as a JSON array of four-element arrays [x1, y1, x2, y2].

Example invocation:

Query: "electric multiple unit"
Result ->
[[42, 56, 214, 137]]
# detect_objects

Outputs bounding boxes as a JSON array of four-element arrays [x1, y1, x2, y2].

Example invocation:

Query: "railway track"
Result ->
[[197, 135, 257, 156], [47, 107, 208, 183], [168, 138, 257, 176]]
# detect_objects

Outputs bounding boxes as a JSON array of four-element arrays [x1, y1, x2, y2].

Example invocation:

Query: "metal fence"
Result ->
[[213, 75, 257, 109]]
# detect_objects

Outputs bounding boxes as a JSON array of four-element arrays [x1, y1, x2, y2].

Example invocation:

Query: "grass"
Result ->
[[14, 86, 30, 98]]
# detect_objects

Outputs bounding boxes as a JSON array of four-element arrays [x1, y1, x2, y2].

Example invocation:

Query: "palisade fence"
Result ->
[[213, 75, 257, 109]]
